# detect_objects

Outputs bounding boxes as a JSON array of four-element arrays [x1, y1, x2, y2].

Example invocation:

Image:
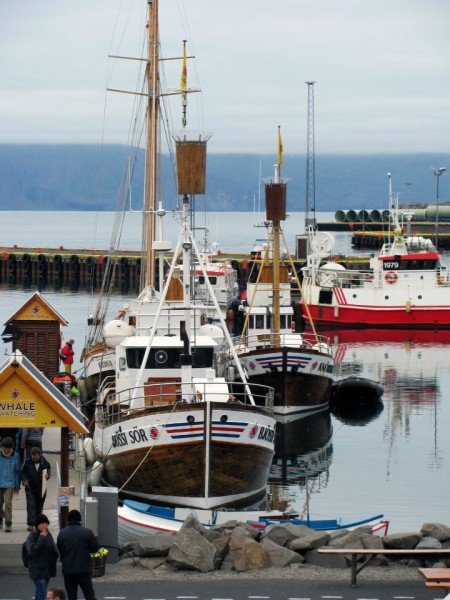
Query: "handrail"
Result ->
[[97, 380, 275, 427], [311, 267, 450, 289], [236, 331, 332, 354]]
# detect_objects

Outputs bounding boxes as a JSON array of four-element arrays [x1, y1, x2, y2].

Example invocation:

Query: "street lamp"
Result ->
[[432, 167, 447, 249]]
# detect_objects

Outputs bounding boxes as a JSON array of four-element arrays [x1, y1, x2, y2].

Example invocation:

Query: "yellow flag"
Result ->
[[180, 41, 187, 91], [278, 126, 283, 167]]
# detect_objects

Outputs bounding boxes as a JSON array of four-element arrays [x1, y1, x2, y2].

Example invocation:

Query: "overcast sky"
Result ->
[[1, 0, 449, 155]]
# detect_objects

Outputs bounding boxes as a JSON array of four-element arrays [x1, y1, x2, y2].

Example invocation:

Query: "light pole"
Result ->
[[432, 167, 447, 249]]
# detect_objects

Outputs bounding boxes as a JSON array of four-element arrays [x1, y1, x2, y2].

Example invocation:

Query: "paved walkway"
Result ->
[[0, 427, 83, 573]]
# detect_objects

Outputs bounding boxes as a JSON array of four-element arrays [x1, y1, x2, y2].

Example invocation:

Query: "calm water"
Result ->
[[1, 211, 449, 533]]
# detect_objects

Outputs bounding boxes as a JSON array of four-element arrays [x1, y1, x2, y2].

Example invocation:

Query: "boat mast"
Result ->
[[143, 0, 159, 288], [265, 126, 286, 346], [271, 167, 281, 344]]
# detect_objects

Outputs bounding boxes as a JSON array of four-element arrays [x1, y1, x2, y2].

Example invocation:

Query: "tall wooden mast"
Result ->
[[143, 0, 159, 288], [265, 168, 287, 347]]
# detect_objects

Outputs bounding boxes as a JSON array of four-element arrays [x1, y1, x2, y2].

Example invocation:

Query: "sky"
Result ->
[[0, 0, 449, 155]]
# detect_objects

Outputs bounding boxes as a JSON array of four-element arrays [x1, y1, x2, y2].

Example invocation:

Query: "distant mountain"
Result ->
[[0, 144, 448, 212]]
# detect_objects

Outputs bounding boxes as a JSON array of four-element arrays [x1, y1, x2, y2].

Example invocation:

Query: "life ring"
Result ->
[[385, 271, 398, 284]]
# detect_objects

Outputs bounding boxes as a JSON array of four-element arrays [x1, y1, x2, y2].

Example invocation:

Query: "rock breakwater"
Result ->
[[121, 515, 450, 573]]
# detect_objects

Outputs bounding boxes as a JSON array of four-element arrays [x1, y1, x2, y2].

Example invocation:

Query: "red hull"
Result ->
[[318, 328, 450, 345], [302, 303, 450, 330]]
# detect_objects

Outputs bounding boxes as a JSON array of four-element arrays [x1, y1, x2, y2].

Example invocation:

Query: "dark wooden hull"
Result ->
[[238, 346, 333, 415], [94, 400, 275, 509]]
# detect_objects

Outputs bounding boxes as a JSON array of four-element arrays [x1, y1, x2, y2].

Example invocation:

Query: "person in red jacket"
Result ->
[[60, 339, 75, 374]]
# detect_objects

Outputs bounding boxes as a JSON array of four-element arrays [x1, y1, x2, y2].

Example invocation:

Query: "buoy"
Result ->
[[88, 460, 104, 487], [83, 437, 96, 465], [384, 271, 398, 284]]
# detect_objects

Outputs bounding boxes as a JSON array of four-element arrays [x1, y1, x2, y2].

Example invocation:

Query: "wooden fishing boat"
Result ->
[[232, 156, 334, 417], [91, 1, 276, 511]]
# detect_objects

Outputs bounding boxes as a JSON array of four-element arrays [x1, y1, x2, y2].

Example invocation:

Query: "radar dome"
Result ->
[[103, 319, 134, 347], [198, 323, 224, 341]]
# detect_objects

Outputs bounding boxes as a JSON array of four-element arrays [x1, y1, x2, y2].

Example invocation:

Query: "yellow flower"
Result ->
[[91, 547, 108, 558]]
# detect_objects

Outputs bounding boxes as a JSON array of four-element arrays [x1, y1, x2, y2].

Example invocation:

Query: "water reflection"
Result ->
[[324, 328, 443, 409], [324, 328, 445, 480], [331, 395, 384, 427], [270, 408, 333, 484]]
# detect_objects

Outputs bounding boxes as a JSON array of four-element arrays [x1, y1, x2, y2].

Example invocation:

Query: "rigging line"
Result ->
[[175, 0, 205, 132], [105, 0, 146, 88]]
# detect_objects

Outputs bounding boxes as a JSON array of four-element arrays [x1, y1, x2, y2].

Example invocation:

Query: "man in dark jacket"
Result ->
[[21, 447, 51, 531], [26, 513, 58, 600], [56, 509, 99, 600]]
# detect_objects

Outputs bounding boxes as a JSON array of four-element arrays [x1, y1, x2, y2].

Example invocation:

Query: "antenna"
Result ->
[[305, 82, 316, 230]]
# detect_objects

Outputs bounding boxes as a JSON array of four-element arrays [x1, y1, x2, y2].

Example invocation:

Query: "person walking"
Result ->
[[60, 339, 75, 374], [0, 436, 21, 532], [21, 427, 44, 460], [0, 428, 18, 449], [57, 509, 99, 600], [47, 588, 66, 600], [21, 447, 51, 532], [25, 513, 59, 600]]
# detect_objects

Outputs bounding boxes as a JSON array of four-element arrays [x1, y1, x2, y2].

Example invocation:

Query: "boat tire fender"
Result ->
[[83, 436, 96, 465]]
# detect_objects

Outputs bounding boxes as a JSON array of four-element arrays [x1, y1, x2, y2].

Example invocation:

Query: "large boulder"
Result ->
[[260, 523, 314, 547], [383, 532, 421, 549], [303, 548, 348, 569], [416, 536, 443, 550], [229, 533, 271, 572], [420, 523, 450, 542], [134, 532, 175, 557], [327, 527, 372, 549], [361, 533, 384, 550], [260, 538, 304, 567], [211, 521, 260, 539], [210, 534, 231, 568], [289, 531, 331, 552], [167, 515, 217, 572]]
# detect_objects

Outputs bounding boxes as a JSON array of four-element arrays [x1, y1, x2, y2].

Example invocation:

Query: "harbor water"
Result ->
[[0, 211, 449, 533]]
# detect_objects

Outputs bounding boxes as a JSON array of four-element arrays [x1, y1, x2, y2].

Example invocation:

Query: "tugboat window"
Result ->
[[255, 315, 265, 329], [126, 347, 215, 369]]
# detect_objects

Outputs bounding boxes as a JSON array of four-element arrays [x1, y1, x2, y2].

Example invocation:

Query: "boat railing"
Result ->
[[311, 266, 450, 289], [97, 380, 275, 426], [235, 331, 332, 355], [312, 269, 380, 289]]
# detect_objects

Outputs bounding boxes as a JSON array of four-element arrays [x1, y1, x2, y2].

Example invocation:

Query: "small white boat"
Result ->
[[117, 499, 292, 544], [117, 499, 388, 544]]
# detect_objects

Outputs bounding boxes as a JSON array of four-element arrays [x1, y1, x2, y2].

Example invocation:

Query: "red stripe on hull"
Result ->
[[303, 304, 450, 329]]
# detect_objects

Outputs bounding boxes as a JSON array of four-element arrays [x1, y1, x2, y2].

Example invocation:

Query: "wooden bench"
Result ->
[[418, 568, 450, 598], [317, 548, 450, 587]]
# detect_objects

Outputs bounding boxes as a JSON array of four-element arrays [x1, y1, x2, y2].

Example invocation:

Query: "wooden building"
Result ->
[[2, 292, 68, 379]]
